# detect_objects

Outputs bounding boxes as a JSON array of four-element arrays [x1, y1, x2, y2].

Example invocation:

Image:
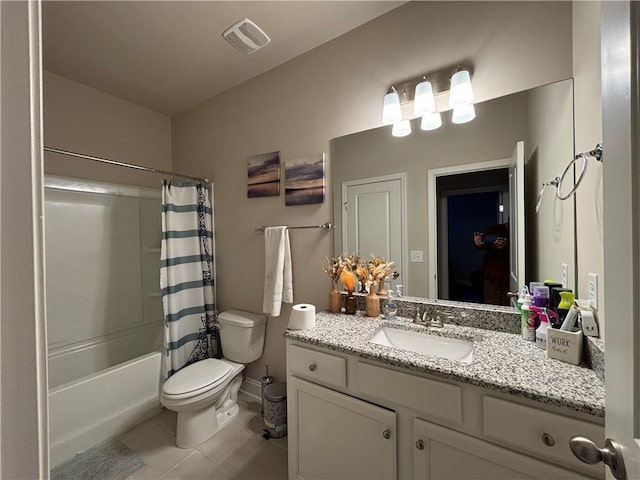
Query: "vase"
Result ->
[[359, 281, 368, 294], [344, 291, 357, 314], [365, 283, 380, 317], [377, 279, 388, 296], [329, 282, 342, 313]]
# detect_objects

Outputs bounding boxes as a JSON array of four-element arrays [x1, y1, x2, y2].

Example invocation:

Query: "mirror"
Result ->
[[332, 79, 575, 304]]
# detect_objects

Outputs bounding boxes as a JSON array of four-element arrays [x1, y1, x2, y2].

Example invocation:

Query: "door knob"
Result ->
[[569, 436, 626, 480], [382, 429, 391, 439], [308, 364, 316, 372]]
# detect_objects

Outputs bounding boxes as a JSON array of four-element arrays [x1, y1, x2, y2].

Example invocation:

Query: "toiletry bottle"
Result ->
[[534, 307, 549, 350], [557, 291, 575, 327], [550, 287, 572, 313], [517, 285, 529, 313], [383, 290, 398, 319], [532, 285, 550, 308], [521, 293, 535, 341]]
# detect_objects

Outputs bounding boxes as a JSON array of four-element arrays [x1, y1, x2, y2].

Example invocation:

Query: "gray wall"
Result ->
[[524, 81, 575, 287], [43, 71, 172, 188], [172, 1, 573, 383]]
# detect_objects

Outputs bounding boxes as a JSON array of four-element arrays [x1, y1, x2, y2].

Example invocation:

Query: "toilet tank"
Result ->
[[217, 310, 267, 363]]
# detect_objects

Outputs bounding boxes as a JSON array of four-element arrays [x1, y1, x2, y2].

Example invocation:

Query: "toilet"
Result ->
[[161, 309, 267, 448]]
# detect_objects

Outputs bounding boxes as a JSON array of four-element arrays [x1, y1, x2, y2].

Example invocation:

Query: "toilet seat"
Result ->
[[162, 359, 234, 400]]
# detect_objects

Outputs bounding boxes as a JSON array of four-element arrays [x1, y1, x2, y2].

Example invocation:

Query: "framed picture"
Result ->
[[247, 151, 281, 198], [285, 153, 325, 206]]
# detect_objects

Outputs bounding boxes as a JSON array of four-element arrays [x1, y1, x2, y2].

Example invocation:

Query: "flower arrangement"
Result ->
[[367, 255, 394, 287], [323, 253, 394, 290], [322, 253, 359, 289], [322, 256, 345, 284], [355, 264, 369, 293]]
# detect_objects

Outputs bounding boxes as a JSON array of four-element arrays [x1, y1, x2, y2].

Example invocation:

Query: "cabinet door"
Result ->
[[413, 418, 591, 480], [288, 376, 396, 480]]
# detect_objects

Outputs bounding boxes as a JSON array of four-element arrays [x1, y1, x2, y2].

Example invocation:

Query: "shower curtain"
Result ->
[[161, 181, 217, 378]]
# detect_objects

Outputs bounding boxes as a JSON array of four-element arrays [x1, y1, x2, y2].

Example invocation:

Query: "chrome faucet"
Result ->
[[412, 309, 444, 328]]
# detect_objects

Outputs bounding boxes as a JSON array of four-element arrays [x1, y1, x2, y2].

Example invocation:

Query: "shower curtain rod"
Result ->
[[43, 146, 210, 183]]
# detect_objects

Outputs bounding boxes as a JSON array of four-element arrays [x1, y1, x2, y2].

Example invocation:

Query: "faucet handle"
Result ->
[[430, 309, 444, 328]]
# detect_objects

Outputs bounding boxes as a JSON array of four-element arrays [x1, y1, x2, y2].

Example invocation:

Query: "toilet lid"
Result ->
[[163, 359, 233, 396]]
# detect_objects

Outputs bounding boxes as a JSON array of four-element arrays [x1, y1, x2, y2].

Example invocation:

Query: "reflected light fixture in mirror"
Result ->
[[392, 119, 412, 137], [452, 103, 476, 124], [421, 111, 442, 130]]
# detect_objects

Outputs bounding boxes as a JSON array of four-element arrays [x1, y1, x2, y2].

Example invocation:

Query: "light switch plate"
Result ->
[[561, 263, 568, 288], [588, 273, 598, 309], [410, 250, 424, 263]]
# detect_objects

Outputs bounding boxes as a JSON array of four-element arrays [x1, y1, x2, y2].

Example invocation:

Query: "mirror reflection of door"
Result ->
[[436, 169, 511, 306], [342, 174, 405, 292]]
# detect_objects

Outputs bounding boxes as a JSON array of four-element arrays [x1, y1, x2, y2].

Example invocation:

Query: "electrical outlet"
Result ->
[[410, 250, 424, 263], [561, 263, 568, 288], [588, 273, 598, 309]]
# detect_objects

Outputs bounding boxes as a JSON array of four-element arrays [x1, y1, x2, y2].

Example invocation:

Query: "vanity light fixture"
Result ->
[[413, 78, 436, 116], [383, 63, 475, 136], [382, 88, 403, 125], [448, 69, 475, 108], [392, 119, 412, 137]]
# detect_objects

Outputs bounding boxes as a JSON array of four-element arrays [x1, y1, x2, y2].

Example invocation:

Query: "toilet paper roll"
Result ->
[[288, 304, 316, 330]]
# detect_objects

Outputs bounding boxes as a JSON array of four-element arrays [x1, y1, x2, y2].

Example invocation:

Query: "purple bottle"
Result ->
[[532, 285, 550, 308]]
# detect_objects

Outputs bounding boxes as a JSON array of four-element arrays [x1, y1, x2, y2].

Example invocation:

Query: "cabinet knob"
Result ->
[[415, 439, 424, 450], [382, 429, 391, 440], [308, 364, 317, 372], [541, 433, 556, 447]]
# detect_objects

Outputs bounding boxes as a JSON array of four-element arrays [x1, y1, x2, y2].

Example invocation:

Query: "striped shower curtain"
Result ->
[[161, 181, 217, 378]]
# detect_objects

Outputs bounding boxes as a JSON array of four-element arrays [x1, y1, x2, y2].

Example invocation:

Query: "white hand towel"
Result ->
[[263, 226, 293, 317]]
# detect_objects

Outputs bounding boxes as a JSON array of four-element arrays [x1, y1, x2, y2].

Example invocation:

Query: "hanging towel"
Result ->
[[262, 226, 293, 317]]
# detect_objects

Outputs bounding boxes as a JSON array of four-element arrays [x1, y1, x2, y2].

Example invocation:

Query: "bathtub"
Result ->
[[49, 351, 163, 469]]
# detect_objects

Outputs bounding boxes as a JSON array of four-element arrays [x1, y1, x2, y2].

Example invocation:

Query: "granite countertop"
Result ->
[[284, 311, 605, 418]]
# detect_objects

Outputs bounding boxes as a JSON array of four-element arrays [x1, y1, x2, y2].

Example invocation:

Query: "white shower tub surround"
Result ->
[[49, 352, 163, 469]]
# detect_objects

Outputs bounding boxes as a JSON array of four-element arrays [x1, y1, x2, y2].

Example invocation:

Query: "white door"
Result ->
[[342, 175, 404, 290], [508, 141, 525, 297], [596, 3, 640, 480], [288, 376, 396, 480]]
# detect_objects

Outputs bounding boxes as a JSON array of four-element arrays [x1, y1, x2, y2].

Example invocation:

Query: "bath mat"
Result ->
[[51, 438, 145, 480]]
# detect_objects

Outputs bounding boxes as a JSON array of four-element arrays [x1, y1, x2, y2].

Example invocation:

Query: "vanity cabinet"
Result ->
[[288, 376, 396, 480], [413, 418, 589, 479], [286, 341, 604, 480]]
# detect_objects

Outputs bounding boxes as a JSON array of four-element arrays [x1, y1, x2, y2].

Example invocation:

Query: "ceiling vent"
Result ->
[[222, 18, 271, 55]]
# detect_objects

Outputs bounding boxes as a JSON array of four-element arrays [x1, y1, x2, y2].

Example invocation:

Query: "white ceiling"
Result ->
[[43, 1, 403, 115]]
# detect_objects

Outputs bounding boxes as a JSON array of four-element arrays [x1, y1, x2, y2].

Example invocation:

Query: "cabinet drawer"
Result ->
[[483, 396, 604, 477], [355, 362, 461, 424], [288, 344, 347, 388]]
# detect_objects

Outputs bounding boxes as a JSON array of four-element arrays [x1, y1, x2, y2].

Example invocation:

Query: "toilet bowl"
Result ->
[[161, 309, 267, 448]]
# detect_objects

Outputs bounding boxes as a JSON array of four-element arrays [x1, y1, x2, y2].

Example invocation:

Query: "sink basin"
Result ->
[[369, 326, 473, 364]]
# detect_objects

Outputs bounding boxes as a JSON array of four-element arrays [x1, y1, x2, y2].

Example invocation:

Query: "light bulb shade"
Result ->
[[420, 111, 442, 131], [392, 119, 411, 137], [452, 103, 476, 124], [382, 91, 402, 125], [413, 80, 436, 116], [449, 70, 474, 108]]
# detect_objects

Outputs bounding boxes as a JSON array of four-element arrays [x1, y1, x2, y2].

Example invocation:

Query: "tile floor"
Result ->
[[117, 393, 288, 480]]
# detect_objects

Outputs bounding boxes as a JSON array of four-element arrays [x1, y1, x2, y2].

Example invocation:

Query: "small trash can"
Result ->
[[263, 382, 287, 438]]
